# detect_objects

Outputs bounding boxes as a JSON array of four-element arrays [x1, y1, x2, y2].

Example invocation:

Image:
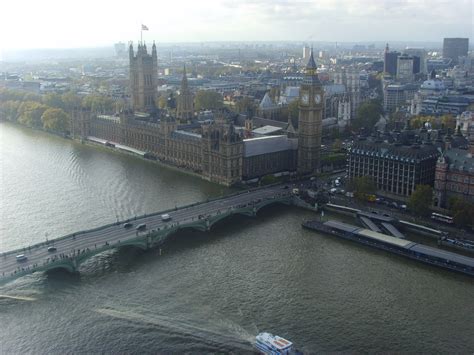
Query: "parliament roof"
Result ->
[[243, 135, 298, 157]]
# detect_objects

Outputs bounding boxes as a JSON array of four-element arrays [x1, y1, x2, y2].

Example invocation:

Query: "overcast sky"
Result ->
[[0, 0, 472, 50]]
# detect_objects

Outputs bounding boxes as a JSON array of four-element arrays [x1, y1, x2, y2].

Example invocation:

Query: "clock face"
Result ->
[[301, 92, 309, 105], [314, 94, 322, 104]]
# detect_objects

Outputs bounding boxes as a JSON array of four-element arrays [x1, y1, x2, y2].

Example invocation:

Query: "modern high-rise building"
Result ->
[[384, 43, 400, 76], [397, 54, 414, 82], [129, 42, 158, 112], [404, 47, 427, 73], [443, 38, 469, 65], [303, 45, 311, 61], [114, 42, 126, 57], [176, 65, 194, 123], [297, 50, 323, 175]]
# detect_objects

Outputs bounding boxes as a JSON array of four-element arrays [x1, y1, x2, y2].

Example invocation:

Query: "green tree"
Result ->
[[353, 100, 383, 131], [42, 93, 64, 109], [18, 101, 49, 128], [348, 176, 376, 200], [332, 138, 343, 152], [287, 99, 299, 122], [449, 197, 474, 227], [61, 92, 82, 111], [235, 96, 256, 116], [260, 174, 279, 185], [0, 88, 26, 101], [194, 90, 223, 111], [408, 185, 433, 216], [41, 108, 70, 132], [82, 94, 114, 113]]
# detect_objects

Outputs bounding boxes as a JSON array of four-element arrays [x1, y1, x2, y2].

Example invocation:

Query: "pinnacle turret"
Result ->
[[306, 48, 317, 70]]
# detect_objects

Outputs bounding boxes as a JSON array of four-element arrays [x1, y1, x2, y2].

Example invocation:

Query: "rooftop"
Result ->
[[170, 130, 202, 142], [252, 125, 283, 136], [443, 148, 474, 173], [243, 135, 297, 157]]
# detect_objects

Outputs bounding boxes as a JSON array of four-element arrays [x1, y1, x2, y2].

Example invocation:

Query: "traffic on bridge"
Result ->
[[0, 183, 301, 285]]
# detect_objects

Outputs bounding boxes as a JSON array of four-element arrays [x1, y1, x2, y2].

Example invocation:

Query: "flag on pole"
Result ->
[[141, 24, 149, 31]]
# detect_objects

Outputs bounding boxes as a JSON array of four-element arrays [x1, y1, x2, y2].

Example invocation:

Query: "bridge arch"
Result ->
[[44, 261, 76, 274]]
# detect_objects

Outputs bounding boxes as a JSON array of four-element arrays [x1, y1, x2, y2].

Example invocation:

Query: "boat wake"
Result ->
[[0, 294, 37, 301], [95, 307, 254, 350]]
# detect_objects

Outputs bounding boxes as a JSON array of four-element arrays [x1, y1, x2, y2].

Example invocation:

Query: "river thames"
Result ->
[[1, 122, 473, 353]]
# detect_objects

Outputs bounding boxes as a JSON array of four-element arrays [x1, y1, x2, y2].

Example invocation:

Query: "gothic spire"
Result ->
[[306, 48, 317, 70], [181, 64, 188, 91]]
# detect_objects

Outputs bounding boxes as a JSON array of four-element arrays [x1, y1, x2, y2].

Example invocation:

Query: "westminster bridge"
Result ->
[[0, 184, 300, 285]]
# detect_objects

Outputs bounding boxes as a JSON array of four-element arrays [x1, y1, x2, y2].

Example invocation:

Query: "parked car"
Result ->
[[47, 246, 57, 252], [123, 222, 133, 228]]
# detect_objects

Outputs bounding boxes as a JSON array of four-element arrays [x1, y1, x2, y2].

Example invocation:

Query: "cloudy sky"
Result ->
[[0, 0, 472, 49]]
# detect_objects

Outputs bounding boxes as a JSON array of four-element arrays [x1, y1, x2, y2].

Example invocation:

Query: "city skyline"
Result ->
[[0, 0, 472, 51]]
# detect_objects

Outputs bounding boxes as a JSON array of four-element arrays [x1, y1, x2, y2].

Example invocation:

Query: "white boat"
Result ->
[[255, 332, 295, 355]]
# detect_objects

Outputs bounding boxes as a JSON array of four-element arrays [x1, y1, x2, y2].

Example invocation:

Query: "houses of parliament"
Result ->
[[72, 42, 323, 186]]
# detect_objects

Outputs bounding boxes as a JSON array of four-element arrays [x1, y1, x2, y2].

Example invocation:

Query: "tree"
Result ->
[[287, 99, 299, 122], [42, 93, 64, 109], [332, 139, 343, 152], [440, 114, 456, 130], [353, 100, 383, 131], [449, 197, 474, 227], [194, 90, 223, 111], [0, 100, 21, 121], [41, 108, 70, 132], [408, 185, 433, 216], [410, 115, 436, 129], [348, 176, 376, 200], [18, 101, 49, 128], [269, 87, 280, 102], [157, 94, 168, 109], [82, 94, 114, 113], [235, 96, 256, 116], [61, 92, 82, 111]]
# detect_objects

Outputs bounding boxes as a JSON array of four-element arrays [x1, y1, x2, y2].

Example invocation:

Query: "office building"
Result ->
[[443, 38, 469, 65]]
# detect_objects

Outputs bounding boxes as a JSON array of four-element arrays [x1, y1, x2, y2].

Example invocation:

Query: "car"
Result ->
[[161, 214, 172, 221], [47, 246, 57, 252], [400, 204, 407, 210], [391, 202, 398, 208], [136, 223, 147, 231], [16, 254, 27, 262], [123, 222, 133, 228], [330, 188, 337, 194], [383, 213, 391, 217]]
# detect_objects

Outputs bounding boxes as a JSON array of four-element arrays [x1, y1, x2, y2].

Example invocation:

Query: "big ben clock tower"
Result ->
[[297, 49, 323, 175]]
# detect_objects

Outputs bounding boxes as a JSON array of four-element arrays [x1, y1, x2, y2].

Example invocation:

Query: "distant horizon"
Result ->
[[0, 0, 471, 53]]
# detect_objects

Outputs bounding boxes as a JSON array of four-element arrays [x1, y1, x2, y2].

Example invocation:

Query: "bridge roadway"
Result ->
[[0, 184, 295, 284]]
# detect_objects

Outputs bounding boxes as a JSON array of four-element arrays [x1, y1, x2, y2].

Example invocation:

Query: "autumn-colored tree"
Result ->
[[0, 100, 21, 121], [18, 101, 49, 128], [194, 90, 223, 111], [41, 108, 70, 132]]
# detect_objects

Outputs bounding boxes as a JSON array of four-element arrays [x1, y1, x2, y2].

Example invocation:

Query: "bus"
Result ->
[[431, 212, 454, 224]]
